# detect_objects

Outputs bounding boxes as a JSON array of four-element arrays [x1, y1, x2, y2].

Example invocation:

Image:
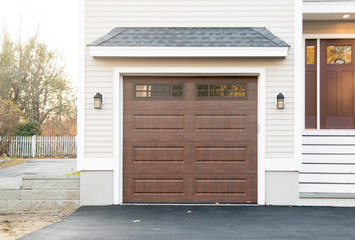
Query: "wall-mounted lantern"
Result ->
[[94, 92, 103, 109], [276, 93, 285, 109]]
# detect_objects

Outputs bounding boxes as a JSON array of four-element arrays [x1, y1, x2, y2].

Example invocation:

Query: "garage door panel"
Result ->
[[127, 145, 254, 165], [133, 115, 185, 131], [125, 135, 257, 143], [133, 147, 185, 163], [195, 115, 247, 131], [194, 147, 246, 163], [126, 146, 256, 168], [125, 167, 257, 176], [133, 178, 185, 195], [124, 175, 256, 202], [195, 179, 247, 195], [123, 76, 257, 203]]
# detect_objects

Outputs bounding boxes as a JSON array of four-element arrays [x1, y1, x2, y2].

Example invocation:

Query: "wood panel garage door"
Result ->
[[123, 76, 257, 203]]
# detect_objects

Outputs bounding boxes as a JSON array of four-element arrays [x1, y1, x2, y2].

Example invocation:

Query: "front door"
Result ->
[[305, 39, 355, 129], [320, 39, 355, 129]]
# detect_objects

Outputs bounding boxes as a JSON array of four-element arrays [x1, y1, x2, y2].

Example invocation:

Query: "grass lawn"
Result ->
[[0, 156, 25, 169]]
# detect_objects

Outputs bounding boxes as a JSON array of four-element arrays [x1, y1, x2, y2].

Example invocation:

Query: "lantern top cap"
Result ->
[[277, 93, 284, 99], [94, 92, 102, 99]]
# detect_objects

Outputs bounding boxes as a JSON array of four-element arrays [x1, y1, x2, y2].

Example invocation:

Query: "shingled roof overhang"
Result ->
[[88, 27, 290, 57]]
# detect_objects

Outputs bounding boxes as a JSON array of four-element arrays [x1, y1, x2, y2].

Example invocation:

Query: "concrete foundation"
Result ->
[[265, 171, 299, 205], [80, 171, 113, 206]]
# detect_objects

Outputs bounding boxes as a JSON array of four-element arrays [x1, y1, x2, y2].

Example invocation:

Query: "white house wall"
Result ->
[[84, 0, 295, 160]]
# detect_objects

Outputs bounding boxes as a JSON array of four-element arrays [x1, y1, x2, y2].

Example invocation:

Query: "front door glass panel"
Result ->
[[327, 45, 352, 64]]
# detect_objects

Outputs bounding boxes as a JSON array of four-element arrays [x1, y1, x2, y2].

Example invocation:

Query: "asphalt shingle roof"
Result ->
[[88, 27, 290, 48]]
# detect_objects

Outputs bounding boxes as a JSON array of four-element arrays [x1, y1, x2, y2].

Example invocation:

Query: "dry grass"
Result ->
[[0, 157, 24, 169]]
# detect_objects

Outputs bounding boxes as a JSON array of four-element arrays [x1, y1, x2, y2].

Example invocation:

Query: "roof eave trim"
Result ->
[[88, 46, 289, 58], [303, 2, 355, 14]]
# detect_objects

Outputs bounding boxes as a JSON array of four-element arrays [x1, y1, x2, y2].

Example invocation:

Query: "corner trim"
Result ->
[[77, 0, 85, 170], [294, 0, 303, 173]]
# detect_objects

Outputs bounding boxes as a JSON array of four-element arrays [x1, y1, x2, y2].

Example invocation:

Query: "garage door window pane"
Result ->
[[198, 91, 209, 97], [172, 85, 183, 91], [210, 91, 221, 96], [172, 91, 183, 97], [135, 83, 184, 99], [196, 83, 247, 99]]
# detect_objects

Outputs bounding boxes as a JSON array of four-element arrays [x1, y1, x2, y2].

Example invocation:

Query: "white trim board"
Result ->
[[303, 2, 355, 14], [81, 158, 115, 170], [112, 66, 266, 205], [264, 158, 299, 172], [303, 34, 355, 39], [303, 130, 355, 136], [89, 46, 289, 58], [77, 0, 85, 171], [294, 0, 303, 175]]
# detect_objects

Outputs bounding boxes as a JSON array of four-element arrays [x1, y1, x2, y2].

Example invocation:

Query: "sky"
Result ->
[[0, 0, 79, 87]]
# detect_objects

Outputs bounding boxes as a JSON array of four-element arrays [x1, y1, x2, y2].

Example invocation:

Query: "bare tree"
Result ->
[[0, 31, 76, 132]]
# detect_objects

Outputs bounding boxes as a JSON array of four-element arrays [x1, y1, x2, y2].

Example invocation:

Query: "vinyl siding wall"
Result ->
[[84, 0, 295, 159]]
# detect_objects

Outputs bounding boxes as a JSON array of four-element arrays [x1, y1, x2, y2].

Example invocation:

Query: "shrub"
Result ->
[[16, 118, 41, 136]]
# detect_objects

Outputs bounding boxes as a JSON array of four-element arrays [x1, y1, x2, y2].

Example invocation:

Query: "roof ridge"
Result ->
[[252, 27, 290, 48]]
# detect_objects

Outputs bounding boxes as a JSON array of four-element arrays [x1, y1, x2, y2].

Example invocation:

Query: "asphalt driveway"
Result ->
[[20, 205, 355, 240]]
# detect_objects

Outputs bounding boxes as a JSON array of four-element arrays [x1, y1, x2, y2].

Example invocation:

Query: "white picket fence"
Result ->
[[7, 136, 77, 157]]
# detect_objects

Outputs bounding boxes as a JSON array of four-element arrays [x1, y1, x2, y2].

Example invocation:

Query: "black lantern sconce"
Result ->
[[94, 92, 103, 109], [276, 93, 285, 109]]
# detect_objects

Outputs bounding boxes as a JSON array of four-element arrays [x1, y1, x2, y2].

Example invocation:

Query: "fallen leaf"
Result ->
[[132, 219, 141, 223], [187, 210, 192, 214], [215, 202, 220, 205]]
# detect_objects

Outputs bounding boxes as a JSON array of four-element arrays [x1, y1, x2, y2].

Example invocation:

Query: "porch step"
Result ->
[[299, 192, 355, 199], [0, 175, 80, 213]]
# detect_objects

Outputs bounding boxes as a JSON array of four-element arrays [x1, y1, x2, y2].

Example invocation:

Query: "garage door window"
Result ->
[[196, 83, 246, 99], [135, 83, 184, 99]]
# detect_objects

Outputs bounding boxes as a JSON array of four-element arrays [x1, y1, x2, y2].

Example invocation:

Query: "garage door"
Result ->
[[123, 76, 257, 203]]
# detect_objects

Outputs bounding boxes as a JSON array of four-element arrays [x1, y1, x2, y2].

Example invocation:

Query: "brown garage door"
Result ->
[[123, 76, 257, 203]]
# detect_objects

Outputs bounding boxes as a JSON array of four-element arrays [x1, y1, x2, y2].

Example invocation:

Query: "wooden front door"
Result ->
[[320, 39, 355, 129], [123, 76, 257, 203]]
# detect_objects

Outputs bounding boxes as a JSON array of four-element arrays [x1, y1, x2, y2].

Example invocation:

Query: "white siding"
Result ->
[[300, 135, 355, 196], [84, 0, 295, 159]]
